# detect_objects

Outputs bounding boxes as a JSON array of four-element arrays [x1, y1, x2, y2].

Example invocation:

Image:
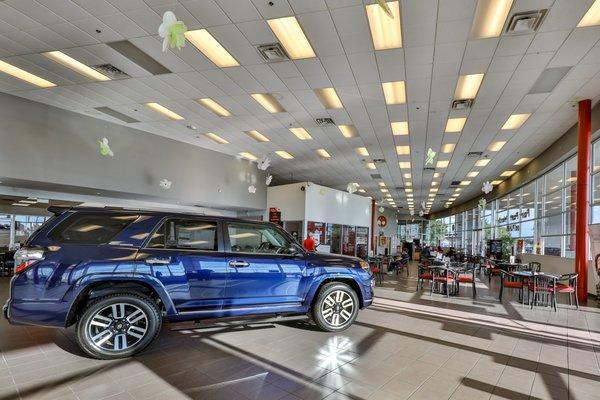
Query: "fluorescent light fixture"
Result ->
[[267, 16, 316, 59], [205, 132, 229, 144], [314, 88, 343, 109], [491, 180, 503, 185], [185, 29, 239, 67], [366, 162, 376, 170], [378, 182, 386, 187], [470, 0, 514, 39], [316, 148, 331, 158], [197, 98, 231, 117], [146, 102, 184, 120], [454, 73, 484, 100], [445, 117, 467, 132], [366, 1, 402, 50], [44, 51, 110, 81], [467, 171, 480, 178], [391, 121, 409, 136], [578, 0, 600, 27], [396, 145, 410, 155], [431, 181, 438, 186], [460, 181, 472, 186], [405, 181, 412, 187], [245, 130, 270, 142], [382, 81, 406, 104], [406, 188, 413, 193], [430, 188, 438, 192], [436, 160, 450, 168], [358, 188, 366, 193], [403, 173, 411, 179], [501, 113, 530, 130], [475, 159, 491, 167], [501, 170, 516, 177], [338, 125, 357, 138], [488, 141, 506, 151], [0, 60, 56, 88], [356, 147, 370, 157], [380, 188, 389, 193], [399, 161, 411, 169], [514, 157, 530, 166], [251, 93, 285, 113], [441, 143, 456, 154], [11, 203, 29, 207], [455, 188, 462, 192], [275, 150, 294, 159], [239, 152, 257, 161], [289, 127, 312, 140], [433, 172, 441, 178]]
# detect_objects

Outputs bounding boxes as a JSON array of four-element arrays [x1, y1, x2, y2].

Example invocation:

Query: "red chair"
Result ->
[[417, 264, 432, 291], [499, 270, 524, 302], [457, 263, 476, 299], [430, 266, 457, 298], [555, 273, 578, 309]]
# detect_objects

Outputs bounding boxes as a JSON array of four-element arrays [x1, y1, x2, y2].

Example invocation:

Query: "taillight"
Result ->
[[14, 248, 44, 274]]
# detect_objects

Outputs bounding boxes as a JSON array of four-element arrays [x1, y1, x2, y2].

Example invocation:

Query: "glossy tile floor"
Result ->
[[1, 263, 600, 400]]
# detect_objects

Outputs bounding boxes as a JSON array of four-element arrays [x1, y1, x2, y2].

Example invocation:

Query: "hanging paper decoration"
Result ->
[[346, 182, 359, 194], [378, 206, 385, 213], [257, 156, 271, 171], [265, 174, 273, 186], [425, 148, 436, 165], [159, 178, 172, 190], [248, 185, 256, 194], [98, 137, 114, 157], [419, 210, 424, 217], [409, 210, 414, 216], [158, 11, 187, 52], [478, 198, 487, 209], [319, 188, 326, 196], [376, 0, 394, 18], [420, 200, 426, 210], [482, 181, 493, 194]]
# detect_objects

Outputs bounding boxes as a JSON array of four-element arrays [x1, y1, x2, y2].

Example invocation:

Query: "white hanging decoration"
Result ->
[[420, 200, 426, 210], [159, 178, 172, 190], [257, 156, 271, 171], [248, 185, 256, 194], [158, 11, 187, 52], [410, 210, 414, 216], [319, 188, 326, 196], [482, 181, 493, 194], [346, 182, 359, 194], [425, 148, 436, 165], [419, 210, 424, 217], [265, 174, 273, 186], [378, 206, 385, 213], [98, 137, 114, 157]]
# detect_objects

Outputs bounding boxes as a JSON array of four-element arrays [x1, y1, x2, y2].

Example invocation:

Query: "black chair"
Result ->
[[530, 274, 557, 311], [528, 261, 541, 272]]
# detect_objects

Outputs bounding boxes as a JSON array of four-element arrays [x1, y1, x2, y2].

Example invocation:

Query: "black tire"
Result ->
[[75, 293, 161, 359], [312, 282, 359, 332]]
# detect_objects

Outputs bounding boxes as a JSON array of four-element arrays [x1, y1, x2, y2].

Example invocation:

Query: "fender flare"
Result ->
[[64, 273, 178, 319], [304, 272, 366, 308]]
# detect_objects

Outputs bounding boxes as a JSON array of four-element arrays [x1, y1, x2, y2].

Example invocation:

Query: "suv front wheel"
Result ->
[[76, 293, 161, 359], [312, 282, 359, 332]]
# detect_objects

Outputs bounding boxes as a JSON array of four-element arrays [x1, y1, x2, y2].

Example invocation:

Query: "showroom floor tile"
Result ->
[[1, 263, 600, 400]]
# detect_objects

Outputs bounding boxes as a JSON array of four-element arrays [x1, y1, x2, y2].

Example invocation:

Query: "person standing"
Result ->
[[303, 233, 317, 252]]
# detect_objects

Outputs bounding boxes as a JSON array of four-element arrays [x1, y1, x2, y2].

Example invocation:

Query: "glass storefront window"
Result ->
[[543, 236, 562, 256], [545, 166, 563, 195]]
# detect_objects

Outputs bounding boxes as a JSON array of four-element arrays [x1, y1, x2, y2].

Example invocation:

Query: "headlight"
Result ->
[[359, 261, 370, 271]]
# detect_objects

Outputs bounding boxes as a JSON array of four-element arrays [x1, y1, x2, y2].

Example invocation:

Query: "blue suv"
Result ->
[[4, 207, 374, 359]]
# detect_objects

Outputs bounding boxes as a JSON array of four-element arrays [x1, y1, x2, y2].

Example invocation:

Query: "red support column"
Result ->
[[575, 99, 591, 302], [371, 199, 376, 253]]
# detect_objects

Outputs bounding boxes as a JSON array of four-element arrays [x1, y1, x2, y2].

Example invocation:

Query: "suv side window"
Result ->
[[227, 223, 292, 254], [148, 219, 218, 251], [48, 213, 139, 244]]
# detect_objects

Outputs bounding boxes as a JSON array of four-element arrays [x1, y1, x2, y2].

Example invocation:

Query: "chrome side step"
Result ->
[[169, 313, 309, 331]]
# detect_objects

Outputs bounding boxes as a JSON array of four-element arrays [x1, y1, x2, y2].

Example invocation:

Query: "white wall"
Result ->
[[519, 253, 596, 295], [265, 182, 306, 222], [304, 183, 371, 228]]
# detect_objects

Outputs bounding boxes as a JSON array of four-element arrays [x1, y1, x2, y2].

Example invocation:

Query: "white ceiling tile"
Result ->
[[216, 0, 261, 22]]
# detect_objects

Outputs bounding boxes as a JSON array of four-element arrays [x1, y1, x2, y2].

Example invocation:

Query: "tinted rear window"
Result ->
[[48, 213, 139, 244]]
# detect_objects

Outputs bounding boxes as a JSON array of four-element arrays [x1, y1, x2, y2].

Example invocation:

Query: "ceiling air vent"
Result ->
[[451, 99, 473, 110], [505, 10, 547, 34], [256, 43, 290, 62], [373, 159, 386, 164], [91, 64, 130, 80], [395, 186, 405, 190], [450, 181, 462, 187], [370, 174, 382, 179], [423, 167, 435, 172], [466, 151, 483, 157], [315, 117, 335, 126]]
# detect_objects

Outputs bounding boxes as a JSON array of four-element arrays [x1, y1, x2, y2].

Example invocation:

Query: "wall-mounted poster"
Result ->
[[269, 208, 282, 226], [356, 226, 369, 259], [342, 225, 356, 256], [307, 221, 325, 246]]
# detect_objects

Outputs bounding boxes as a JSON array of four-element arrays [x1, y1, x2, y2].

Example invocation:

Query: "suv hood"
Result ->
[[305, 252, 362, 268]]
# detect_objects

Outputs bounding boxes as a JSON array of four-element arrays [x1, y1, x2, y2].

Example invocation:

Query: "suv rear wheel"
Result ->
[[312, 282, 359, 332], [75, 293, 161, 359]]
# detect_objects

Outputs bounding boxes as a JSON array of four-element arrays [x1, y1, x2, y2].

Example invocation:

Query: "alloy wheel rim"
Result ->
[[87, 302, 148, 352], [321, 290, 354, 327]]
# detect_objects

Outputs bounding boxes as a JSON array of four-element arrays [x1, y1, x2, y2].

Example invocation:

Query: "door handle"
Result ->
[[145, 256, 172, 265], [228, 260, 250, 268]]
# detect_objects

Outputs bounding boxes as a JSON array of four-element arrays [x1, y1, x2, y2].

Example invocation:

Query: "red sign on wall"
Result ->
[[269, 207, 282, 226]]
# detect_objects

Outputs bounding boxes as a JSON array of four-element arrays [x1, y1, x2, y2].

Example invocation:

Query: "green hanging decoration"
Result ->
[[425, 148, 436, 165], [98, 137, 114, 157], [376, 0, 394, 19], [478, 198, 487, 209]]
